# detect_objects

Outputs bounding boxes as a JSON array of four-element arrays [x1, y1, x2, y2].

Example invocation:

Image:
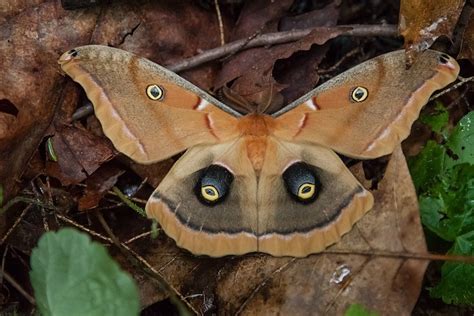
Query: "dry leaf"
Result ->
[[215, 2, 341, 107], [46, 125, 114, 185], [78, 164, 124, 210], [459, 8, 474, 62], [0, 1, 98, 201], [399, 0, 465, 64]]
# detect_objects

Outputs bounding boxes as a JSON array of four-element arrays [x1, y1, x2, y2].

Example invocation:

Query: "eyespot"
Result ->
[[350, 86, 369, 102], [282, 162, 321, 204], [195, 164, 234, 205], [439, 54, 450, 64], [297, 183, 316, 200], [201, 185, 220, 202], [146, 84, 164, 100]]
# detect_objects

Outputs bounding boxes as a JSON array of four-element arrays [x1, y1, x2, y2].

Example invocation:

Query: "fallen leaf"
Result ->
[[399, 0, 465, 64], [46, 125, 114, 185], [78, 164, 124, 211], [215, 2, 341, 107], [0, 1, 98, 202], [230, 0, 294, 40], [459, 7, 474, 62]]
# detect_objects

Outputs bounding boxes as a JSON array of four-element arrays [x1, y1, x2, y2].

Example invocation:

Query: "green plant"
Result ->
[[30, 228, 140, 316], [409, 109, 474, 305]]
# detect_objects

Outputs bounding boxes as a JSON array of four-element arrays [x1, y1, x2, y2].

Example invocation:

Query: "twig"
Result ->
[[124, 230, 156, 245], [236, 258, 296, 315], [95, 212, 196, 315], [0, 196, 55, 214], [0, 269, 35, 305], [323, 249, 474, 264], [318, 46, 361, 75], [168, 24, 398, 72], [430, 75, 474, 101], [0, 205, 32, 246], [111, 186, 146, 217], [214, 0, 225, 46]]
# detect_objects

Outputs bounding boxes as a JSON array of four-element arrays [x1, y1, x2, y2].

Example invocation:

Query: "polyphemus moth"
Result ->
[[58, 45, 459, 257]]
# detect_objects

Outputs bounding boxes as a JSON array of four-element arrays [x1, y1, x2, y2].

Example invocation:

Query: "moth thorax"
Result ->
[[237, 114, 275, 137], [245, 136, 267, 171]]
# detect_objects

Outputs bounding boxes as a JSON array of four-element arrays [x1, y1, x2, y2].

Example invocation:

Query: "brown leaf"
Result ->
[[399, 0, 465, 64], [127, 146, 427, 314], [46, 125, 114, 185], [91, 1, 226, 91], [78, 164, 124, 211], [215, 2, 341, 107], [230, 0, 294, 39], [459, 7, 474, 62], [0, 1, 99, 202]]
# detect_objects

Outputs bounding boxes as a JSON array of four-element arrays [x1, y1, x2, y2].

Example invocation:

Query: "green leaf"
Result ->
[[419, 164, 474, 241], [419, 102, 449, 135], [408, 140, 446, 193], [30, 228, 140, 316], [446, 111, 474, 167], [344, 304, 379, 316], [430, 230, 474, 305]]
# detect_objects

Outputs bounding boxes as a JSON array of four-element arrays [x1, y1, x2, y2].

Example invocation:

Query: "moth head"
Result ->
[[282, 162, 321, 204], [195, 164, 234, 205], [350, 86, 369, 102]]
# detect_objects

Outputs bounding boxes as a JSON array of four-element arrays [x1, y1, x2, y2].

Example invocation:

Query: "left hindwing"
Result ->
[[273, 50, 459, 159]]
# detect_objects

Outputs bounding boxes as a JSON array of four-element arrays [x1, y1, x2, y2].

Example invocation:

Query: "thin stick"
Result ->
[[124, 230, 156, 245], [430, 75, 474, 101], [0, 269, 35, 305], [0, 205, 31, 245], [214, 0, 225, 46], [318, 46, 360, 74], [168, 24, 398, 72], [0, 196, 55, 214], [56, 213, 113, 244], [96, 213, 197, 315], [112, 186, 146, 217], [323, 249, 474, 264]]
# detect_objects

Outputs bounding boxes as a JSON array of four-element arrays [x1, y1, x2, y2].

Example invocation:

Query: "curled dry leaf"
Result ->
[[399, 0, 464, 64], [215, 1, 340, 107], [125, 146, 427, 314]]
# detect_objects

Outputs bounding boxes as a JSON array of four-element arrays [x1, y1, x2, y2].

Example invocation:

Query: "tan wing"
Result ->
[[256, 138, 373, 257], [273, 50, 459, 159], [146, 136, 373, 257], [59, 45, 240, 164], [146, 139, 259, 256]]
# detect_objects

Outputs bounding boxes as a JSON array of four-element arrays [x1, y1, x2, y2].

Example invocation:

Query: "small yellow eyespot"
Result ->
[[201, 185, 220, 202], [146, 84, 164, 100], [351, 86, 369, 102], [297, 183, 316, 200]]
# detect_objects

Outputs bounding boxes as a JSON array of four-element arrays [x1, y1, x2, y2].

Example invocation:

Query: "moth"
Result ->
[[59, 46, 459, 257]]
